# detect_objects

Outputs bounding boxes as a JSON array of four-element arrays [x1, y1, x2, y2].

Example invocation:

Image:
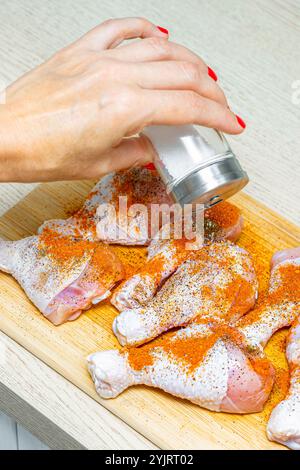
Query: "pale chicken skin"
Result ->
[[1, 167, 168, 324], [113, 241, 258, 346], [0, 230, 124, 325], [267, 319, 300, 450], [88, 247, 299, 419], [266, 247, 300, 450], [88, 319, 274, 413], [238, 247, 300, 351], [40, 167, 172, 245], [111, 201, 244, 311]]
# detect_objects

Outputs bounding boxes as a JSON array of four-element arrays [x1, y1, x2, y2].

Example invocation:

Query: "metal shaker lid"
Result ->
[[143, 125, 249, 208], [170, 155, 249, 207]]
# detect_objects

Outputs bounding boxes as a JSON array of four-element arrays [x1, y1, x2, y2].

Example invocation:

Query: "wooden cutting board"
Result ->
[[0, 181, 299, 450]]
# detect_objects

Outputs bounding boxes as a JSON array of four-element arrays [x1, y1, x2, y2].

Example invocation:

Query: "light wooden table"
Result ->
[[0, 0, 299, 450]]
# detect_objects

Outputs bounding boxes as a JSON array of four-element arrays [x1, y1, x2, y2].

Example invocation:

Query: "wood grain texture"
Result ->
[[0, 331, 157, 450], [0, 0, 299, 450], [0, 181, 299, 450]]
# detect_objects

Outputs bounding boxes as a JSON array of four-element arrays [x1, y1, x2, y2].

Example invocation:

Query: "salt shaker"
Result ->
[[143, 125, 248, 208]]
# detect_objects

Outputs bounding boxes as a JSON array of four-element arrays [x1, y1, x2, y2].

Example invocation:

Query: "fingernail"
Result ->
[[236, 115, 246, 129], [208, 67, 218, 81], [157, 26, 169, 35], [144, 163, 156, 171]]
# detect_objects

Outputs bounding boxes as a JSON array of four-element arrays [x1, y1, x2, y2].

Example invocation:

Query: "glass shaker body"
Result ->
[[143, 125, 248, 207]]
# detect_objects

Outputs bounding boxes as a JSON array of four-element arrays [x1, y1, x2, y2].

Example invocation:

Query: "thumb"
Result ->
[[102, 134, 157, 173]]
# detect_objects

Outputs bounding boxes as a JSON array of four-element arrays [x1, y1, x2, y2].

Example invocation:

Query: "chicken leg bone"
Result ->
[[113, 241, 258, 347], [88, 320, 274, 413], [88, 247, 299, 416], [0, 230, 124, 325], [111, 201, 243, 311], [238, 247, 300, 350]]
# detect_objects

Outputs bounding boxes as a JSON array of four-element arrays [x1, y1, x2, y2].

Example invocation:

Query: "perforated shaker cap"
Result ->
[[170, 155, 249, 208]]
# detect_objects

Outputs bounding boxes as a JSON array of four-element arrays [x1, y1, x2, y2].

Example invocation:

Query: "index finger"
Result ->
[[106, 38, 208, 73], [71, 17, 169, 51]]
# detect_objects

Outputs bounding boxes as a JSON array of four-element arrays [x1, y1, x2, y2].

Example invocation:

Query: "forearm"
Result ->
[[0, 106, 32, 182], [0, 105, 57, 183], [0, 17, 245, 183]]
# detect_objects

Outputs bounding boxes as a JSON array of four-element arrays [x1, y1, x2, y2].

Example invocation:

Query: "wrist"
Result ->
[[0, 105, 33, 182]]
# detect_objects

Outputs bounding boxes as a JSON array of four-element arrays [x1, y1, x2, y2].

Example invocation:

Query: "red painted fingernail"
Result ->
[[236, 115, 246, 129], [208, 67, 218, 81], [157, 26, 169, 35], [144, 163, 156, 171]]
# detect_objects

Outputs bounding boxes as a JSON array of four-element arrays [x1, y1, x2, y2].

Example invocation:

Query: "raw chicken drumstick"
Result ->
[[40, 167, 172, 245], [41, 167, 242, 251], [266, 247, 300, 450], [111, 202, 243, 311], [88, 319, 274, 413], [238, 247, 300, 351], [87, 247, 299, 417], [113, 241, 258, 346], [0, 229, 124, 325], [267, 317, 300, 450]]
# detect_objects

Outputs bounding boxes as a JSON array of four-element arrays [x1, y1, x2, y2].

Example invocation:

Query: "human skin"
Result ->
[[0, 17, 245, 182]]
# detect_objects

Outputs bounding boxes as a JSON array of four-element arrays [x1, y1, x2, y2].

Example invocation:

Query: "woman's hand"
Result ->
[[0, 17, 245, 182]]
